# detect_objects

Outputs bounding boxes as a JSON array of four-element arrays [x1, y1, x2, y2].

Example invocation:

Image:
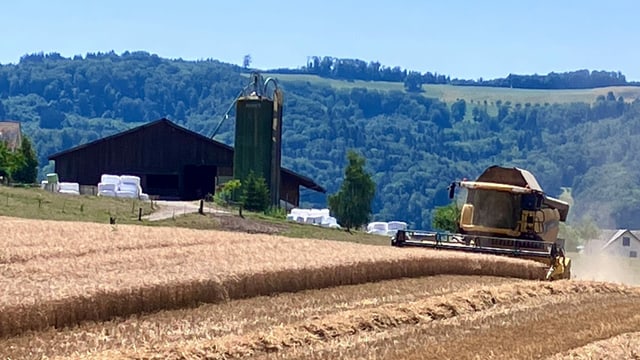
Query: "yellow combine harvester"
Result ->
[[391, 166, 571, 280]]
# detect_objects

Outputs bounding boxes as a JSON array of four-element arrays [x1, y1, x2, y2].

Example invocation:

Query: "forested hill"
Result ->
[[2, 51, 640, 229]]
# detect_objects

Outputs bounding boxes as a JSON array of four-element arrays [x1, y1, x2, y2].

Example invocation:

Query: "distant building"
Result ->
[[584, 229, 640, 259], [0, 121, 22, 151], [48, 118, 325, 205]]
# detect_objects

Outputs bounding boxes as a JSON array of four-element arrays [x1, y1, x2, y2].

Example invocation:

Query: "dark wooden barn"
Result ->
[[48, 118, 325, 205]]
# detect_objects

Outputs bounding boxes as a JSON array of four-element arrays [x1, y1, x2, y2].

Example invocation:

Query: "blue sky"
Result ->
[[2, 0, 639, 80]]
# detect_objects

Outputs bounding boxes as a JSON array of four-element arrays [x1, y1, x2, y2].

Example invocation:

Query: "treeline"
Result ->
[[451, 69, 634, 89], [3, 52, 640, 229], [272, 56, 637, 90]]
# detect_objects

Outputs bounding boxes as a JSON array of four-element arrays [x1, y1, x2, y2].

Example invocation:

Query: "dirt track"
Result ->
[[142, 200, 228, 221]]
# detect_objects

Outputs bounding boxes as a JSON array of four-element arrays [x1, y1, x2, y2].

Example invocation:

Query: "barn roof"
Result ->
[[0, 121, 22, 151], [49, 118, 235, 159], [48, 118, 326, 193]]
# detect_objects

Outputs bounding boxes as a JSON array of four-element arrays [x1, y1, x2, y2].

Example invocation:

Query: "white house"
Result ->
[[584, 229, 640, 259]]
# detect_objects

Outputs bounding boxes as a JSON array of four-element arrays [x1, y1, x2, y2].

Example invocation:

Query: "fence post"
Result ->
[[199, 200, 204, 215], [138, 207, 143, 221]]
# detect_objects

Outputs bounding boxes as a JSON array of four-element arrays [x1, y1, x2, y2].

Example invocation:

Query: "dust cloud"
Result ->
[[571, 254, 640, 286]]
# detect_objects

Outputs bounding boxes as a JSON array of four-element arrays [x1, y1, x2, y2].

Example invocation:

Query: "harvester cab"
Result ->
[[392, 166, 572, 280]]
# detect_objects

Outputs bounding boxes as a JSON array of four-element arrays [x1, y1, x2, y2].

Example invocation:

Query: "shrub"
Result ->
[[242, 171, 270, 212]]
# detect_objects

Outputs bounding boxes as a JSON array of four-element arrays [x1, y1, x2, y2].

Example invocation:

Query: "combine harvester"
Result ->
[[391, 166, 572, 280]]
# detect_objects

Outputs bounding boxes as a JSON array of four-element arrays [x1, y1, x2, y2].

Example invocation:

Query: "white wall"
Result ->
[[604, 231, 640, 259]]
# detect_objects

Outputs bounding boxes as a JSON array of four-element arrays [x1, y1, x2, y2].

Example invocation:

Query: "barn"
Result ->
[[48, 118, 325, 206]]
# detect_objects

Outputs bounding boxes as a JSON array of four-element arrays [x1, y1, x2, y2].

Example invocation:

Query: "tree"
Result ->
[[38, 105, 65, 129], [174, 100, 186, 122], [450, 99, 466, 122], [432, 202, 460, 232], [0, 141, 10, 182], [328, 150, 375, 231], [243, 54, 252, 69], [403, 71, 423, 92], [241, 171, 270, 212], [12, 134, 38, 184]]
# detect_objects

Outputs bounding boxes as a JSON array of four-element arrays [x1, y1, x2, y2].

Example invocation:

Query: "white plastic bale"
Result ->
[[290, 208, 309, 217], [367, 222, 388, 233], [58, 182, 80, 192], [100, 174, 121, 185], [119, 183, 139, 194], [388, 221, 408, 231], [116, 191, 138, 199], [98, 183, 117, 192], [98, 190, 117, 197], [119, 175, 141, 187]]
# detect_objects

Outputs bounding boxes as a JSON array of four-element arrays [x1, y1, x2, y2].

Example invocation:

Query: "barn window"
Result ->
[[623, 237, 631, 247], [630, 251, 638, 258]]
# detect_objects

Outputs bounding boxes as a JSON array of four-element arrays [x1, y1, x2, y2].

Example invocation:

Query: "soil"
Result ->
[[209, 213, 286, 234]]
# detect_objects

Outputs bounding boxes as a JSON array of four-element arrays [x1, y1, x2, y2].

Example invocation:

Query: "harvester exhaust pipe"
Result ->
[[448, 182, 457, 199]]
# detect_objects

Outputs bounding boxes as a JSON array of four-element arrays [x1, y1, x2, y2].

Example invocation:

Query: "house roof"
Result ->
[[600, 229, 640, 249], [0, 121, 21, 150], [48, 118, 326, 193]]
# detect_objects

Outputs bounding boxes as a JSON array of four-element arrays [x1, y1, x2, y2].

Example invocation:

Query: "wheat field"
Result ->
[[0, 216, 545, 339], [2, 216, 639, 359]]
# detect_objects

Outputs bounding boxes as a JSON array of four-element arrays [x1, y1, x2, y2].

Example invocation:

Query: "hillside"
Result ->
[[267, 73, 640, 107], [2, 51, 640, 230]]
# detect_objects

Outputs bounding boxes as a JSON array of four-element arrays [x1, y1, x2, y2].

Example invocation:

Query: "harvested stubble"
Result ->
[[0, 216, 546, 339], [0, 275, 515, 359], [253, 283, 640, 360], [547, 332, 640, 359], [76, 280, 640, 360]]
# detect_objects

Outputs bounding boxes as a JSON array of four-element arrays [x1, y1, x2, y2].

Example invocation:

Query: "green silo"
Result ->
[[233, 88, 283, 207]]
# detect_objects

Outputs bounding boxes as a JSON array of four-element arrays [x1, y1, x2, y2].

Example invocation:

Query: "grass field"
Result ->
[[268, 73, 640, 106], [153, 211, 391, 245], [0, 184, 389, 244], [0, 185, 153, 224]]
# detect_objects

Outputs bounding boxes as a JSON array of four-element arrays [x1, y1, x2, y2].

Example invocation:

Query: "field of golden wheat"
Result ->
[[1, 216, 639, 359]]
